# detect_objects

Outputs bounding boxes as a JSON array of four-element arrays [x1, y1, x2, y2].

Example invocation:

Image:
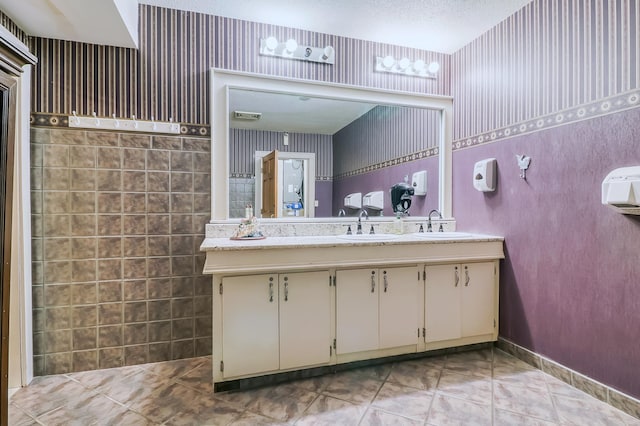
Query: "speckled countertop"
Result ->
[[200, 232, 504, 251]]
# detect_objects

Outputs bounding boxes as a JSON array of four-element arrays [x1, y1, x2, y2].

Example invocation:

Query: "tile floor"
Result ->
[[8, 348, 640, 425]]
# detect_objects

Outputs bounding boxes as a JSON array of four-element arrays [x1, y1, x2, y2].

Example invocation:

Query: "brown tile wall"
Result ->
[[31, 127, 212, 375]]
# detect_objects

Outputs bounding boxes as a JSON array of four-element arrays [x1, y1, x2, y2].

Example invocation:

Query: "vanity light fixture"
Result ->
[[375, 56, 440, 79], [259, 37, 335, 64]]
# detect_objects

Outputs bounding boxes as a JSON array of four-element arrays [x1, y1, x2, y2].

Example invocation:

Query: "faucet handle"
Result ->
[[343, 225, 352, 235], [438, 223, 444, 232], [416, 223, 424, 233], [369, 225, 375, 235]]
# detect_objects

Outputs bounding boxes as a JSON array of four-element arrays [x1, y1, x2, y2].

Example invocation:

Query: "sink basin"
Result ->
[[337, 233, 401, 242], [413, 232, 473, 239]]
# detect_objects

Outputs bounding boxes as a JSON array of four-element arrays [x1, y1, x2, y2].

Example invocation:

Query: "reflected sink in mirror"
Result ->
[[337, 233, 401, 242], [413, 232, 473, 239]]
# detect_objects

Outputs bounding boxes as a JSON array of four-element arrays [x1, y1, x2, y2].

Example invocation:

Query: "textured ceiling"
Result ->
[[0, 0, 532, 53], [139, 0, 532, 53]]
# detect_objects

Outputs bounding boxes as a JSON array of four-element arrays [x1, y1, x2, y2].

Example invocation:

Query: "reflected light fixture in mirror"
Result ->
[[259, 37, 335, 64], [375, 55, 440, 79]]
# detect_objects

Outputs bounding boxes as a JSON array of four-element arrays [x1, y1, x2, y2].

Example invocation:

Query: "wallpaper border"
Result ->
[[333, 146, 439, 180], [452, 90, 640, 151]]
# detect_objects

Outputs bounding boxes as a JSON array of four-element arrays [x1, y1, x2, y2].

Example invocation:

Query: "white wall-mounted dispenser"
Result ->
[[344, 192, 362, 209], [473, 158, 497, 192], [411, 170, 427, 196], [363, 191, 384, 210], [602, 166, 640, 215]]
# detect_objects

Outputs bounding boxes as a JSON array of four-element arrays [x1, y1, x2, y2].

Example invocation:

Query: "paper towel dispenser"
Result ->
[[602, 166, 640, 215], [363, 191, 384, 210]]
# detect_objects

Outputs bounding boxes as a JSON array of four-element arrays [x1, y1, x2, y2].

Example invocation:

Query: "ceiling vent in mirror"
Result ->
[[233, 111, 262, 120]]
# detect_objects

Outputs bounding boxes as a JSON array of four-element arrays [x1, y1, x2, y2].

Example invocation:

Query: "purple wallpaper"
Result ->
[[453, 0, 639, 143], [332, 156, 439, 218], [229, 129, 333, 179], [452, 107, 640, 398], [333, 105, 439, 178], [452, 0, 640, 399], [30, 4, 450, 125]]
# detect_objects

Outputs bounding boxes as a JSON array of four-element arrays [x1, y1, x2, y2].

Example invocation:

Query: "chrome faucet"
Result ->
[[356, 209, 369, 234], [427, 209, 443, 232]]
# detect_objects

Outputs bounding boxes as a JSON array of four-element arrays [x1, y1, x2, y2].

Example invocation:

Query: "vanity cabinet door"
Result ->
[[279, 271, 331, 370], [221, 274, 279, 378], [379, 267, 419, 349], [425, 262, 497, 343], [336, 269, 379, 354], [460, 262, 496, 338], [425, 264, 462, 342]]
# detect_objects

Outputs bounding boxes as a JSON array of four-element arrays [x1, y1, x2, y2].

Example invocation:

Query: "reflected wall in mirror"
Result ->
[[228, 88, 440, 218]]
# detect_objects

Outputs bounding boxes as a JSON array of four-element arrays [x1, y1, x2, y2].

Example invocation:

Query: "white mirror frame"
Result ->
[[210, 68, 453, 221]]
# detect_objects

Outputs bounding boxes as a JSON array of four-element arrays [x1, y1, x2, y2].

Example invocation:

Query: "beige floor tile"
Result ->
[[493, 381, 558, 423], [8, 350, 639, 425], [246, 382, 319, 422], [493, 408, 558, 426], [386, 358, 442, 391], [371, 381, 434, 421], [127, 381, 209, 424], [141, 356, 208, 379], [175, 361, 213, 394], [296, 394, 366, 426], [428, 393, 492, 426], [228, 410, 290, 425], [437, 369, 493, 405], [322, 370, 384, 404], [96, 368, 173, 406], [7, 403, 39, 426], [553, 394, 640, 426], [36, 392, 137, 425], [10, 375, 91, 418], [361, 406, 424, 426], [163, 397, 245, 426]]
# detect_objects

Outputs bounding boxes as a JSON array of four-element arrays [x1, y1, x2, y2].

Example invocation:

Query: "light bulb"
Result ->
[[285, 38, 298, 53], [265, 36, 278, 51], [322, 45, 334, 60], [398, 57, 410, 70], [413, 59, 425, 72], [427, 61, 440, 74], [382, 55, 395, 69]]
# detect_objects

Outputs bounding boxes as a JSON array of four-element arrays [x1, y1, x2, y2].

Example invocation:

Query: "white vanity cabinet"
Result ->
[[424, 262, 497, 346], [336, 266, 419, 356], [220, 270, 331, 378], [203, 232, 504, 391]]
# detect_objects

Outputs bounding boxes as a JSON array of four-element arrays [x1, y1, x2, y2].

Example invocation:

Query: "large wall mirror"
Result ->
[[211, 69, 452, 221]]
